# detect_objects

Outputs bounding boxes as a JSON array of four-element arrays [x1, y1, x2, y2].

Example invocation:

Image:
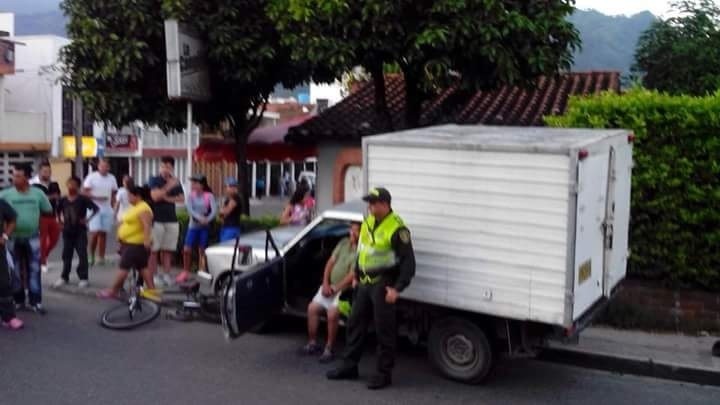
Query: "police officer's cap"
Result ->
[[362, 187, 391, 204]]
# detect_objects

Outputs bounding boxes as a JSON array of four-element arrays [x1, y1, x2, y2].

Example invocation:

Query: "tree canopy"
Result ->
[[269, 0, 580, 127], [633, 0, 720, 95], [61, 0, 320, 211]]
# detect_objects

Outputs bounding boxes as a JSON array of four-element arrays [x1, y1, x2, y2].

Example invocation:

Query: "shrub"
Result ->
[[546, 88, 720, 290]]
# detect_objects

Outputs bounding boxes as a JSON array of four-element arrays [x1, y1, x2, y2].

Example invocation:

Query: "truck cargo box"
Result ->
[[363, 125, 633, 327]]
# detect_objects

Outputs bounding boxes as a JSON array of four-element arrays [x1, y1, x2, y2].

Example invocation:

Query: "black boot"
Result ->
[[366, 374, 392, 390], [326, 364, 359, 380]]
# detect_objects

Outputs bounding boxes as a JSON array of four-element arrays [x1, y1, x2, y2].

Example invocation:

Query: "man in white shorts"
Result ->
[[299, 222, 360, 363], [83, 159, 118, 266], [148, 156, 184, 287]]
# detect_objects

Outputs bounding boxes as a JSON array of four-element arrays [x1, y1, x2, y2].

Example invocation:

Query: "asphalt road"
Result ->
[[1, 290, 719, 405]]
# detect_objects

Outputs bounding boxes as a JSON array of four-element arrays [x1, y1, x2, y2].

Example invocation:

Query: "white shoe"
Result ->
[[162, 273, 175, 287], [78, 280, 89, 289], [52, 278, 67, 288], [153, 275, 166, 288], [41, 265, 49, 273]]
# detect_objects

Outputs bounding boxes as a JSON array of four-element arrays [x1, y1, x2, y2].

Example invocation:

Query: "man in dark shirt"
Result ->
[[0, 198, 22, 329], [31, 161, 62, 273], [54, 176, 99, 288], [148, 156, 185, 287], [218, 177, 245, 242]]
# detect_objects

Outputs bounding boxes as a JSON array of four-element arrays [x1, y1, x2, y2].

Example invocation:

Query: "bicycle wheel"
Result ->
[[100, 298, 161, 330]]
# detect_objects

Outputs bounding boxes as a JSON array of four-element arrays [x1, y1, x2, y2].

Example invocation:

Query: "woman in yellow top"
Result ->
[[98, 185, 154, 299]]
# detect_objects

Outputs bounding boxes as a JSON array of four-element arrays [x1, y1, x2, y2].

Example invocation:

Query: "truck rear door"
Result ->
[[603, 141, 633, 296], [572, 151, 609, 319]]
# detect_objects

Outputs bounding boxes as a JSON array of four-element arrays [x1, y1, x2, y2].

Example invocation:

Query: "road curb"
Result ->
[[537, 346, 720, 387]]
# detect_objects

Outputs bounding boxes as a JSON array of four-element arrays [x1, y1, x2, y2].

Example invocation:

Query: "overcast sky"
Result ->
[[575, 0, 673, 16]]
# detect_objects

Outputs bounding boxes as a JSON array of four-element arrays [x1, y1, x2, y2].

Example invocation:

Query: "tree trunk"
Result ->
[[370, 64, 393, 131], [231, 125, 251, 216], [403, 70, 423, 128]]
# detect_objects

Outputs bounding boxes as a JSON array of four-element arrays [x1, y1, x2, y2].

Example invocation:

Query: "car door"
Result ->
[[221, 232, 284, 339]]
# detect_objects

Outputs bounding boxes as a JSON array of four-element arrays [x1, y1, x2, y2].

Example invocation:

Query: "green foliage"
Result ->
[[61, 0, 311, 130], [633, 0, 720, 95], [547, 89, 720, 290], [60, 0, 185, 130], [269, 0, 580, 127], [60, 0, 320, 212]]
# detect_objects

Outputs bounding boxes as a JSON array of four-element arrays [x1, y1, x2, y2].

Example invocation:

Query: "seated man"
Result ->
[[300, 222, 360, 363]]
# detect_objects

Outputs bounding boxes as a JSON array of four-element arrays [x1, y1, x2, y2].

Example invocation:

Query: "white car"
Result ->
[[204, 201, 362, 295]]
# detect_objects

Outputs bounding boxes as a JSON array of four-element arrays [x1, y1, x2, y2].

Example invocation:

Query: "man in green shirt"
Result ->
[[0, 164, 53, 314], [299, 222, 360, 363]]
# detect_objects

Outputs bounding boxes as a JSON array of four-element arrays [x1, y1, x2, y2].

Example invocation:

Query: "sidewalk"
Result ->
[[540, 326, 720, 386], [42, 257, 211, 301]]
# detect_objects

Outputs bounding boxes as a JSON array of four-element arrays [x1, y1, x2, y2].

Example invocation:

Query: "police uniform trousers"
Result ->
[[342, 276, 397, 377]]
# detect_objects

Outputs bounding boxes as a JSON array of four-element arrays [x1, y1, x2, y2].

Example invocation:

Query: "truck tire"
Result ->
[[428, 317, 494, 384]]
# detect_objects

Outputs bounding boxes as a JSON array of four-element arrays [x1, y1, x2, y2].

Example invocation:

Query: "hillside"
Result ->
[[9, 7, 656, 76], [15, 10, 66, 36], [570, 9, 657, 75]]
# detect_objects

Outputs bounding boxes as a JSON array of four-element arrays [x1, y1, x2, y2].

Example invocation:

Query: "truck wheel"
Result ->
[[428, 317, 494, 384]]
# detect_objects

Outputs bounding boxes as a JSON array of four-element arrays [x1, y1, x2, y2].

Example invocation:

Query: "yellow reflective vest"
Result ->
[[357, 212, 404, 273]]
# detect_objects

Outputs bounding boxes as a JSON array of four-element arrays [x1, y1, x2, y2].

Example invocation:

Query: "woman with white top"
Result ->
[[114, 175, 133, 223]]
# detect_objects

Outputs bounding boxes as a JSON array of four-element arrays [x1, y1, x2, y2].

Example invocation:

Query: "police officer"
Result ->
[[327, 187, 415, 390]]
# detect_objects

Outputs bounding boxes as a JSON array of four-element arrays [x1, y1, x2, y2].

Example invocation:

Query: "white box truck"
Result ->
[[215, 125, 633, 384]]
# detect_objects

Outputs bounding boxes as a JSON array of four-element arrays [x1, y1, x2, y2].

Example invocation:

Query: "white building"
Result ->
[[0, 13, 84, 187], [4, 34, 71, 157], [309, 81, 343, 109]]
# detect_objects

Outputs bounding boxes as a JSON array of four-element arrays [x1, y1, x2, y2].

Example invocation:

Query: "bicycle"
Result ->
[[100, 266, 161, 330]]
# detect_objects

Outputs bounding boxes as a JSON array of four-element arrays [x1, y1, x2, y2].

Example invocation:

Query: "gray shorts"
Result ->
[[151, 222, 180, 252]]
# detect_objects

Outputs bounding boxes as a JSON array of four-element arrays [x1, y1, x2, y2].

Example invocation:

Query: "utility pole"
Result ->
[[73, 96, 84, 179]]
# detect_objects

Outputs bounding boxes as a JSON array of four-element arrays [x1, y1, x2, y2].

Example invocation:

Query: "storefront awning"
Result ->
[[195, 115, 316, 162]]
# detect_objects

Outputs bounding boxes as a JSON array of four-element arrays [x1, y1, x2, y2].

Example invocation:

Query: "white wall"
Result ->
[[0, 13, 15, 36], [316, 144, 343, 212], [4, 35, 70, 156], [310, 82, 343, 107]]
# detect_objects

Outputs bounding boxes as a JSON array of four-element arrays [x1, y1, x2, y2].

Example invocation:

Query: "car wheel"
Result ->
[[428, 316, 495, 384], [214, 271, 239, 298]]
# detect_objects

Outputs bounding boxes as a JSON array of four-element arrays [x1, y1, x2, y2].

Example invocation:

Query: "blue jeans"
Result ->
[[9, 235, 42, 305], [219, 226, 241, 243]]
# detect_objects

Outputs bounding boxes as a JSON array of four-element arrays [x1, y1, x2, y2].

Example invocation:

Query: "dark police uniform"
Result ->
[[327, 188, 415, 389]]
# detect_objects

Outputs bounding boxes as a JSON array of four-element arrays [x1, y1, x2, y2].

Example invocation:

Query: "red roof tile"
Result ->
[[286, 71, 620, 144]]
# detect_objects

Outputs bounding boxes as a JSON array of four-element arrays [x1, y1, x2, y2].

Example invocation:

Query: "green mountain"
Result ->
[[570, 9, 657, 75], [15, 11, 66, 36]]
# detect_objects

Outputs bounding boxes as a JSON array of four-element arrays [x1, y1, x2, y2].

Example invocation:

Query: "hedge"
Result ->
[[546, 89, 720, 290]]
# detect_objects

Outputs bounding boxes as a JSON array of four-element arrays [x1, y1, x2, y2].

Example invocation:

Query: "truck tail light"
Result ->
[[628, 133, 636, 143], [578, 149, 589, 160]]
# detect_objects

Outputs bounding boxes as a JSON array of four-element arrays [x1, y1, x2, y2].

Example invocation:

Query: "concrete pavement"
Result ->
[[541, 326, 720, 387], [2, 288, 719, 405]]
